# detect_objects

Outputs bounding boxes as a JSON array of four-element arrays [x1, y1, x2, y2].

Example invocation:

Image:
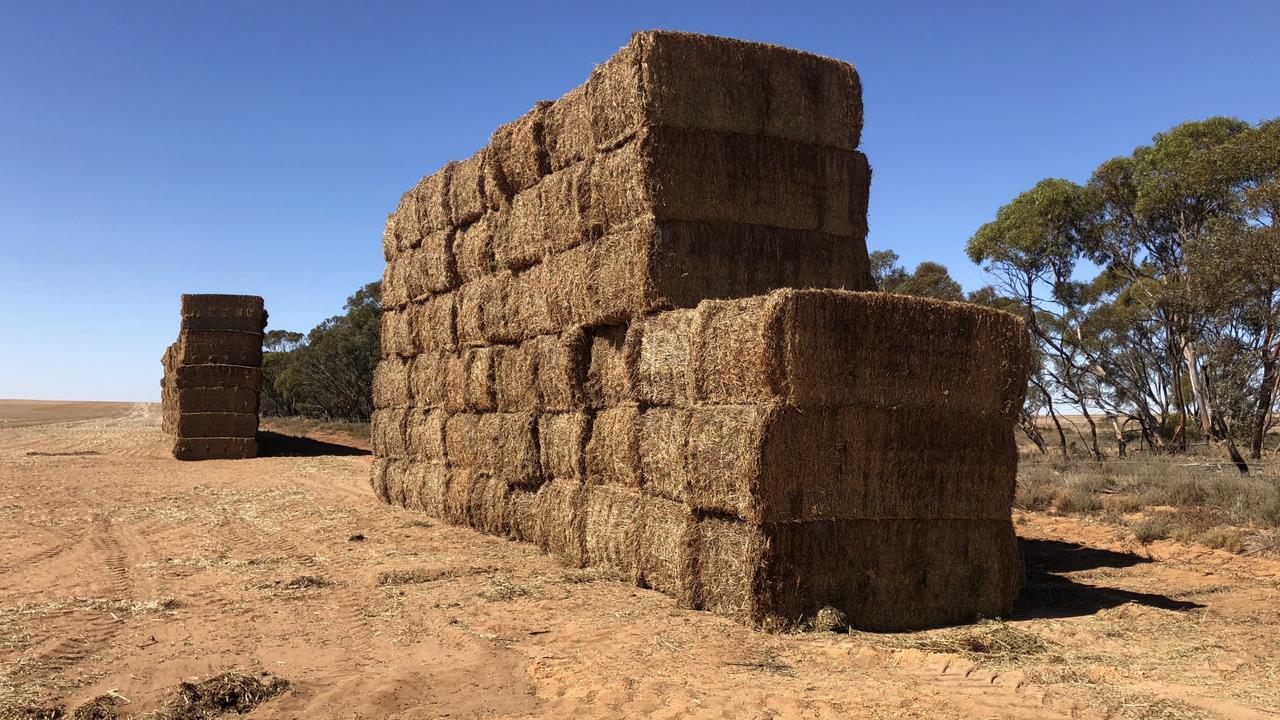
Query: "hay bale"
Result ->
[[172, 437, 256, 461], [538, 411, 589, 480], [371, 407, 410, 458], [624, 310, 693, 406], [442, 352, 469, 412], [681, 404, 1017, 523], [172, 330, 263, 367], [586, 128, 870, 236], [694, 518, 1021, 631], [540, 160, 592, 255], [584, 325, 633, 408], [449, 152, 488, 227], [487, 102, 551, 200], [454, 215, 496, 283], [544, 84, 594, 171], [635, 495, 697, 603], [464, 347, 496, 412], [504, 264, 553, 340], [385, 458, 410, 507], [173, 412, 257, 439], [410, 292, 457, 353], [688, 290, 1032, 417], [169, 387, 258, 414], [382, 259, 409, 308], [494, 185, 544, 271], [646, 220, 875, 309], [573, 31, 861, 151], [405, 408, 447, 462], [444, 412, 540, 487], [586, 37, 643, 150], [583, 484, 641, 580], [494, 411, 542, 488], [401, 230, 459, 298], [585, 406, 640, 488], [468, 473, 513, 536], [381, 307, 416, 359], [455, 274, 508, 347], [408, 351, 446, 409], [541, 222, 654, 329], [532, 328, 588, 411], [402, 461, 448, 515], [693, 516, 762, 621], [508, 489, 537, 542], [370, 458, 393, 502], [529, 480, 587, 566], [171, 364, 261, 390], [636, 407, 690, 503], [538, 218, 874, 334], [494, 343, 538, 411], [443, 468, 479, 525], [642, 31, 861, 149], [180, 294, 267, 329], [410, 169, 453, 235], [373, 358, 411, 410]]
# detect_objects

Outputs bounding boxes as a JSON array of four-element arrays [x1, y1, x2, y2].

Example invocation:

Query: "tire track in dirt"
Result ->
[[16, 518, 133, 679], [0, 531, 85, 576]]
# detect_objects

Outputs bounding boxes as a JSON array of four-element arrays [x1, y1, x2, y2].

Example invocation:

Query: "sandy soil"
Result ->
[[2, 402, 1277, 719]]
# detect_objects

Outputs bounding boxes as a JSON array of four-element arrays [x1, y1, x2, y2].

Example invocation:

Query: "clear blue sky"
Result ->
[[2, 1, 1277, 401]]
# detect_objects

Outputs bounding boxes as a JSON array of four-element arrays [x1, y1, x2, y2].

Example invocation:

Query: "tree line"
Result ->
[[260, 281, 381, 422], [951, 116, 1276, 470]]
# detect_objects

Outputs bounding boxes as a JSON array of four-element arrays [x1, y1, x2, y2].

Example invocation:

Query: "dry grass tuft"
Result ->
[[1131, 514, 1172, 544], [908, 620, 1048, 660], [377, 569, 442, 586], [810, 605, 847, 633], [148, 671, 289, 720]]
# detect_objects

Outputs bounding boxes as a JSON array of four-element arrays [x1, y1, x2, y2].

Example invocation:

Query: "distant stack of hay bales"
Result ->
[[372, 31, 1030, 630], [161, 294, 267, 460]]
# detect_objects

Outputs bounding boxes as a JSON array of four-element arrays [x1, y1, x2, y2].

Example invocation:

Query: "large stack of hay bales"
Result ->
[[161, 294, 267, 460], [372, 30, 1030, 630]]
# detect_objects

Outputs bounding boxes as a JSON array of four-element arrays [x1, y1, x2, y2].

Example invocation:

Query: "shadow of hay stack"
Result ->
[[256, 430, 370, 458], [1014, 538, 1203, 619]]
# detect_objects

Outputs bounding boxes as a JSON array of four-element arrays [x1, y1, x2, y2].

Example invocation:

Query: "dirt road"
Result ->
[[2, 401, 1277, 719]]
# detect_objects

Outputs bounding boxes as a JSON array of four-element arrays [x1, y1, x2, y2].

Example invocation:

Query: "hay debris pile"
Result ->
[[161, 294, 267, 460], [372, 30, 1031, 630]]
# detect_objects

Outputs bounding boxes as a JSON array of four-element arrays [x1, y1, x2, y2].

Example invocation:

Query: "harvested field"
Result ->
[[3, 402, 1279, 719]]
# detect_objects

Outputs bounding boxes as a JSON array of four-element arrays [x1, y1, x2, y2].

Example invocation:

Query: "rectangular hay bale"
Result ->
[[583, 484, 641, 580], [584, 406, 640, 488], [693, 518, 1021, 631], [538, 411, 590, 480], [688, 290, 1031, 417]]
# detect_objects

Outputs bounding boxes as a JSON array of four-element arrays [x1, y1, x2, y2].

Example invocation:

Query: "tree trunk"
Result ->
[[1020, 410, 1048, 454], [1080, 404, 1104, 461], [1182, 340, 1215, 441], [1109, 415, 1127, 457], [1250, 351, 1278, 460]]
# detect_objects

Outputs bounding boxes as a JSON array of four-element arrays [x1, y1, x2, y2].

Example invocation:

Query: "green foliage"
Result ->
[[969, 116, 1280, 462], [869, 249, 964, 301], [260, 281, 381, 421]]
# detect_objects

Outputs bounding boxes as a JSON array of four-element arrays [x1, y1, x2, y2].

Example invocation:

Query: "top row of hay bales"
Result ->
[[382, 30, 864, 264]]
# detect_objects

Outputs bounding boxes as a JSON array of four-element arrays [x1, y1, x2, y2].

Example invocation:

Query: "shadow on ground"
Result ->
[[256, 430, 370, 457], [1013, 538, 1204, 619]]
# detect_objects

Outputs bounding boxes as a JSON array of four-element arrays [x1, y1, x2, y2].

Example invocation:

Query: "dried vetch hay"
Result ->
[[586, 127, 870, 238], [171, 330, 263, 366], [444, 412, 541, 488], [693, 517, 1021, 631], [584, 406, 640, 488], [687, 289, 1032, 417], [658, 403, 1017, 523], [163, 294, 266, 460], [545, 30, 863, 161]]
